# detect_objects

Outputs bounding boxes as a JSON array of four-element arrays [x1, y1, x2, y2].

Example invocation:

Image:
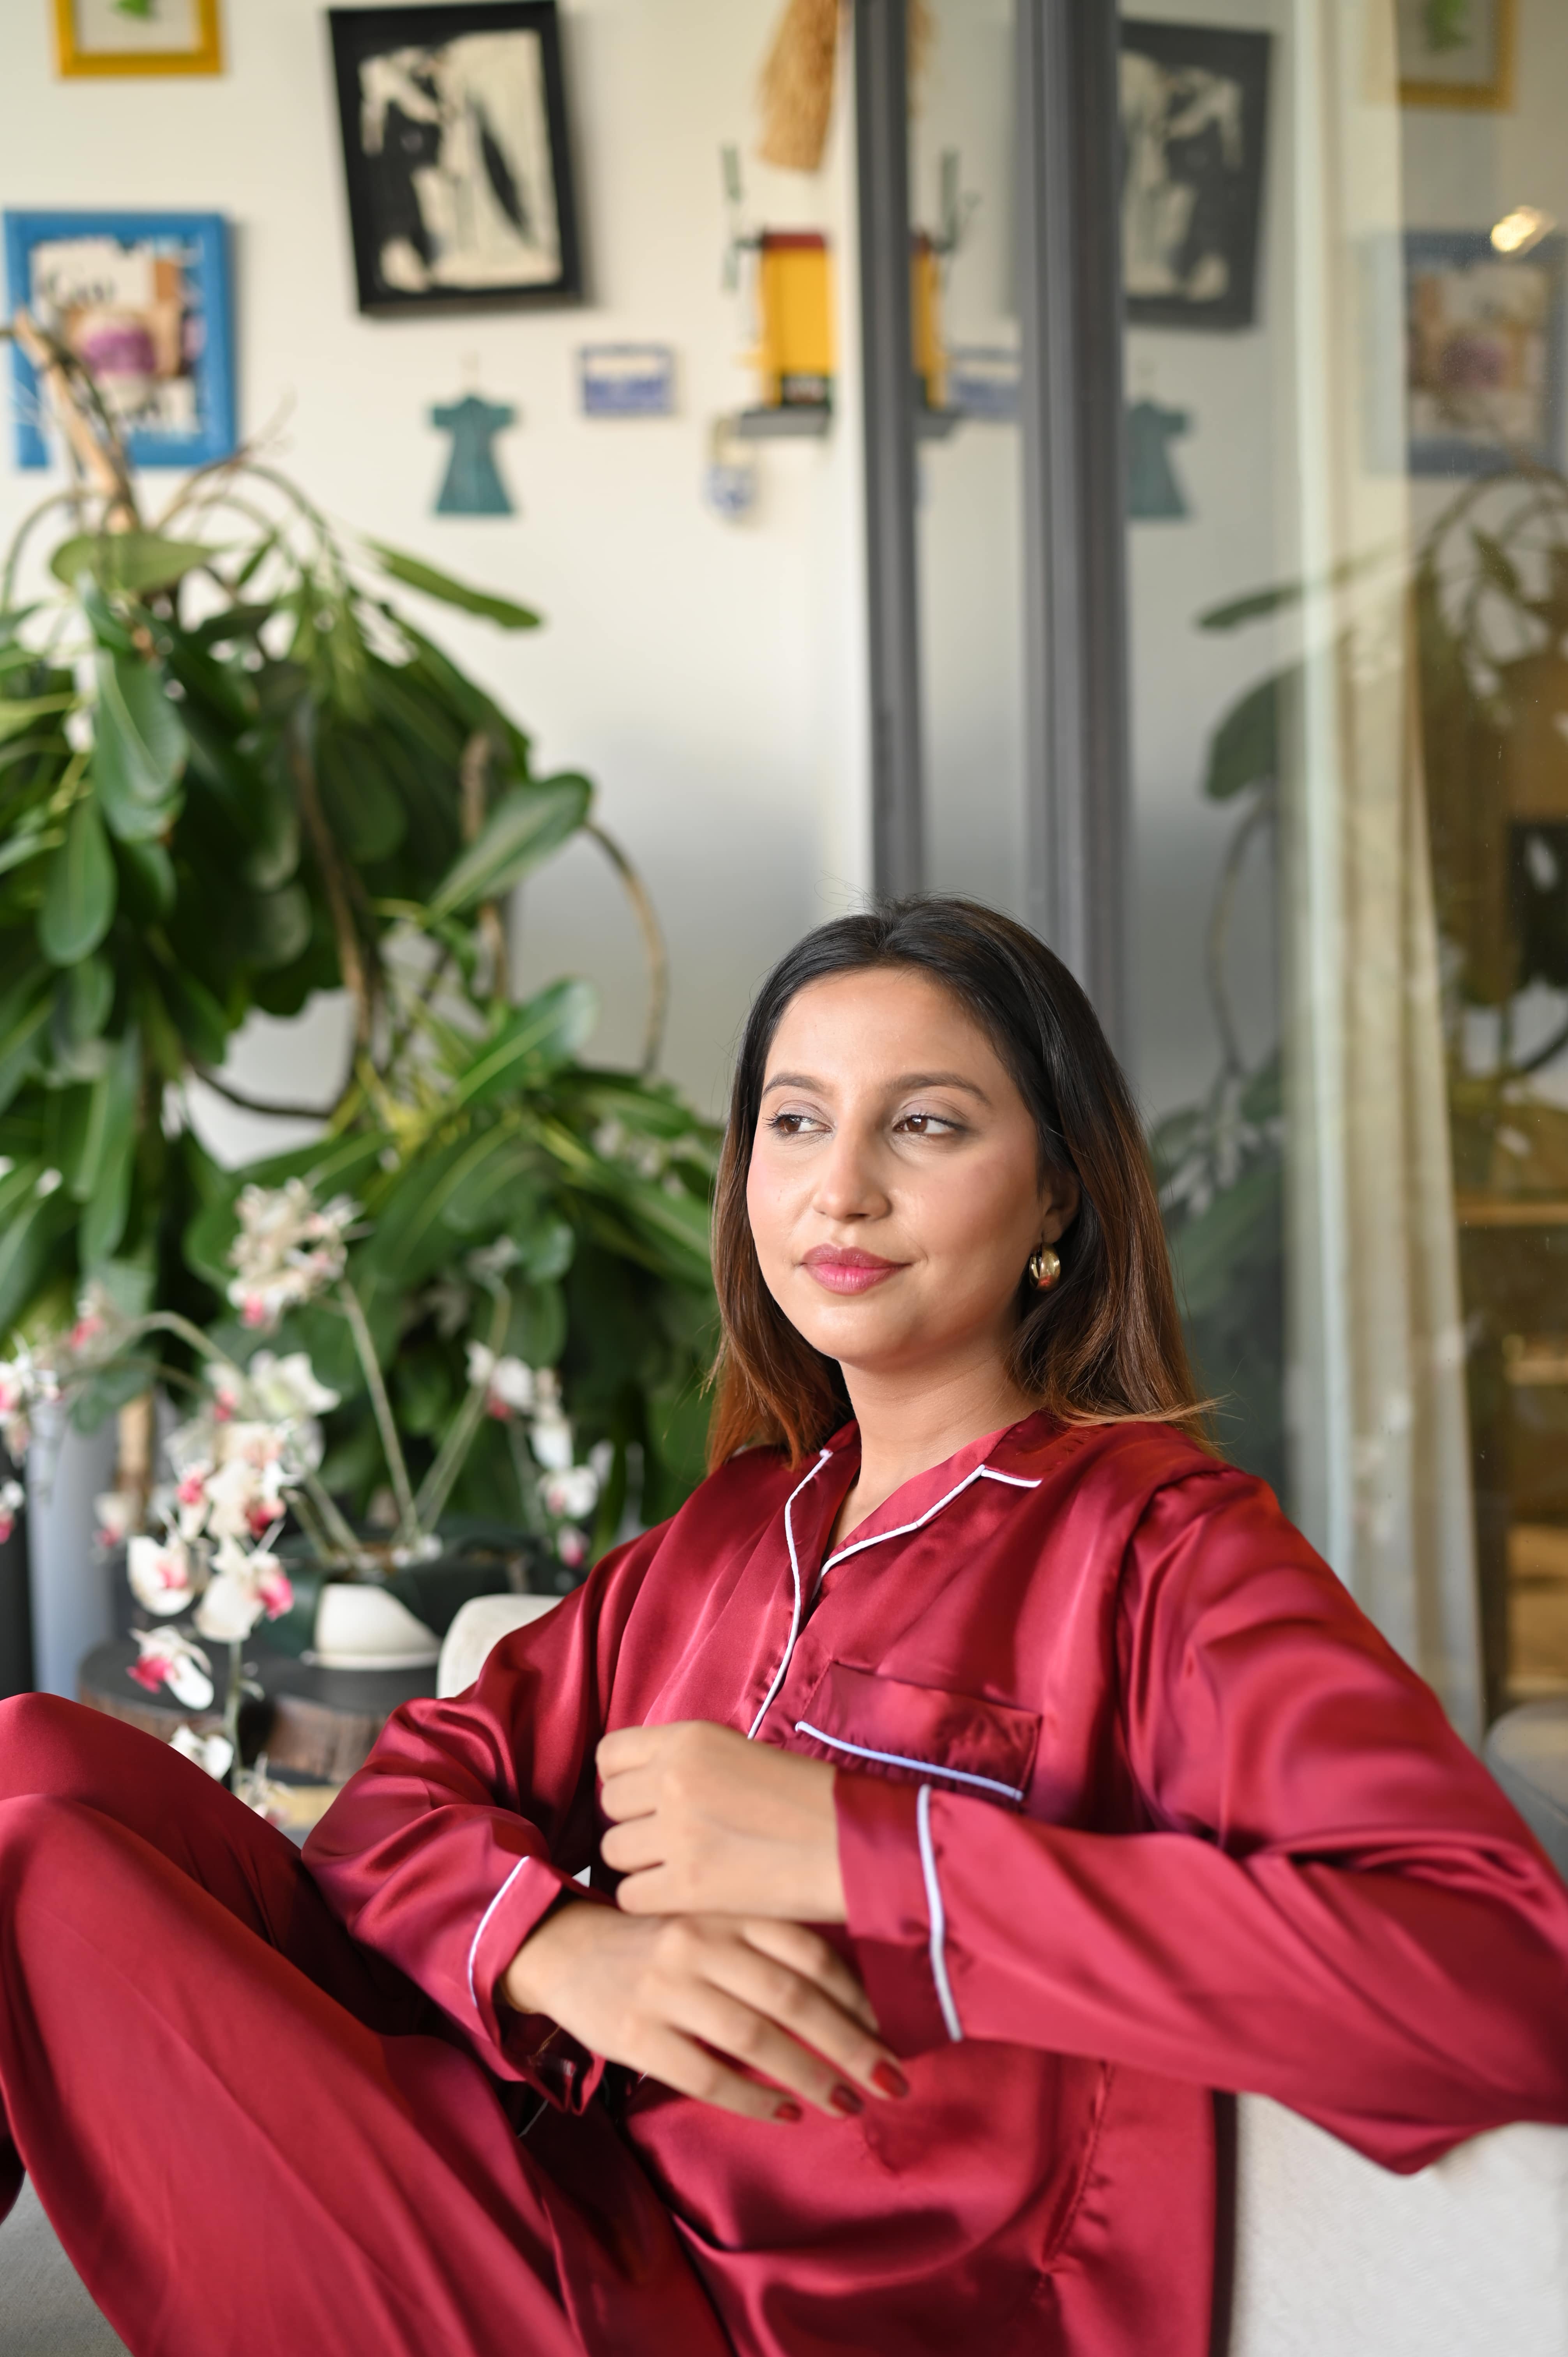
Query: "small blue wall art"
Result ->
[[430, 391, 517, 516], [579, 344, 677, 418]]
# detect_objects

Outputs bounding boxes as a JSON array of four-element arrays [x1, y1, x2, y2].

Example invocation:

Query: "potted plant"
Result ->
[[0, 315, 717, 1747]]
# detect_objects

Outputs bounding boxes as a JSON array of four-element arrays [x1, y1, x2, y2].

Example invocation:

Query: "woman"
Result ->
[[2, 897, 1565, 2357]]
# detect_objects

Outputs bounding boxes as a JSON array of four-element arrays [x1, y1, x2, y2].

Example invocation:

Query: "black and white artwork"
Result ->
[[328, 3, 580, 314], [1120, 21, 1271, 332]]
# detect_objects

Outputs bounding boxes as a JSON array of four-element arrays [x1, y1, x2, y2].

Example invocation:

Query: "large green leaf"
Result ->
[[0, 1166, 76, 1336], [79, 1029, 141, 1263], [446, 981, 599, 1116], [38, 799, 117, 966], [0, 693, 73, 744], [0, 825, 65, 882], [113, 836, 175, 921], [427, 779, 592, 920], [52, 532, 215, 598], [367, 542, 542, 631], [232, 883, 312, 970], [0, 994, 52, 1114], [1203, 667, 1300, 802], [358, 1130, 523, 1292], [93, 649, 187, 841]]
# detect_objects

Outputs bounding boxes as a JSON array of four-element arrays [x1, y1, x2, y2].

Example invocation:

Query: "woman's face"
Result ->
[[745, 967, 1078, 1388]]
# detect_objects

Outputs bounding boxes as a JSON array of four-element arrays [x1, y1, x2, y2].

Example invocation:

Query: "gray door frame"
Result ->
[[854, 0, 1131, 1049]]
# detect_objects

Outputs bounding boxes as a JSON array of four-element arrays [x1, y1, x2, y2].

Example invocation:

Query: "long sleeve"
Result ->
[[304, 1528, 662, 2101], [836, 1469, 1568, 2171]]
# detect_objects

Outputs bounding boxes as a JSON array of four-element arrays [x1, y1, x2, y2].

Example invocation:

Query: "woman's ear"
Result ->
[[1038, 1168, 1081, 1245]]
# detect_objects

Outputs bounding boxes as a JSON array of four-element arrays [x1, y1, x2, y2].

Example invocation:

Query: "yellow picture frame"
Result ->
[[53, 0, 223, 79], [1398, 0, 1515, 112]]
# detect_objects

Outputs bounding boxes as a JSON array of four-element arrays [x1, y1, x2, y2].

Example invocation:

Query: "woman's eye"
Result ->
[[895, 1110, 960, 1137], [766, 1111, 822, 1137]]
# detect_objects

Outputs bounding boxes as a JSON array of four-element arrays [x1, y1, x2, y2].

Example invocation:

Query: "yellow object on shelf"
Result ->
[[752, 232, 834, 409], [911, 231, 947, 413]]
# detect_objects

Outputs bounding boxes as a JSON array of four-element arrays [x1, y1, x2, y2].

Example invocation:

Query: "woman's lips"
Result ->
[[801, 1247, 904, 1295]]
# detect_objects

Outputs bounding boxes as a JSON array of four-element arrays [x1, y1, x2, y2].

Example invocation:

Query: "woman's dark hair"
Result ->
[[708, 895, 1206, 1468]]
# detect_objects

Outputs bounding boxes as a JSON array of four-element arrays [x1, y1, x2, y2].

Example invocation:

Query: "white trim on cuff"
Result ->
[[466, 1857, 530, 2017], [916, 1783, 963, 2042]]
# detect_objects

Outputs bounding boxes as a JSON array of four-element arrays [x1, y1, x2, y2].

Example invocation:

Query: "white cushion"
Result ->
[[436, 1592, 560, 1698], [1230, 2095, 1568, 2355]]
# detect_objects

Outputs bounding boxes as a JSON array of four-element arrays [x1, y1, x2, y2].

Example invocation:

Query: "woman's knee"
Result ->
[[0, 1692, 157, 1800]]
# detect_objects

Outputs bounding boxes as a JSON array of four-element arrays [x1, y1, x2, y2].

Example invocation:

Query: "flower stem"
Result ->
[[222, 1637, 243, 1784], [335, 1281, 419, 1547], [411, 1281, 510, 1534]]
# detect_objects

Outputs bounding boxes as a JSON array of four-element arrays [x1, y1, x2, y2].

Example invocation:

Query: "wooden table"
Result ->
[[79, 1639, 438, 1785]]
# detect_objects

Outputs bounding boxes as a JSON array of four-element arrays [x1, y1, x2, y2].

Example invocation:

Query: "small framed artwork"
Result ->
[[1404, 229, 1565, 476], [54, 0, 223, 78], [328, 2, 581, 315], [1396, 0, 1515, 112], [1120, 21, 1271, 332], [4, 211, 236, 471], [579, 345, 676, 417]]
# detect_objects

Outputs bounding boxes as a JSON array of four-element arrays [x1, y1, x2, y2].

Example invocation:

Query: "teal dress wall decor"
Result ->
[[431, 394, 517, 517], [1126, 398, 1192, 520]]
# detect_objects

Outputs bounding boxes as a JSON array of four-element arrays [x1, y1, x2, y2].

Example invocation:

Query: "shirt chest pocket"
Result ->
[[791, 1659, 1040, 1808]]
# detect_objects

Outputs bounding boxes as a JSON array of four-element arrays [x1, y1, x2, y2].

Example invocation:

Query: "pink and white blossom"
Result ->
[[127, 1534, 199, 1618], [129, 1627, 214, 1711], [0, 1477, 23, 1544], [556, 1525, 588, 1569], [542, 1465, 599, 1522], [226, 1180, 357, 1333], [194, 1541, 292, 1640], [169, 1724, 234, 1782]]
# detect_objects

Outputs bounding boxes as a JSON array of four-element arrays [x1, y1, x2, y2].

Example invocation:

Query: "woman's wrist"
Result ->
[[500, 1892, 591, 2016]]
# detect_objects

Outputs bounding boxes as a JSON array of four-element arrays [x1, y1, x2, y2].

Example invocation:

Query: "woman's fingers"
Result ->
[[736, 1916, 882, 2034], [646, 1920, 897, 2116], [633, 2023, 808, 2124]]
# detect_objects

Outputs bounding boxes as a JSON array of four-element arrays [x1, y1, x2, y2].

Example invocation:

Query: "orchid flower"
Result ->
[[129, 1627, 215, 1711], [127, 1533, 200, 1618], [169, 1724, 235, 1783], [226, 1179, 358, 1332]]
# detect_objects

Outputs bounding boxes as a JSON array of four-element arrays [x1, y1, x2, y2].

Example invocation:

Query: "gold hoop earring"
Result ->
[[1028, 1246, 1061, 1292]]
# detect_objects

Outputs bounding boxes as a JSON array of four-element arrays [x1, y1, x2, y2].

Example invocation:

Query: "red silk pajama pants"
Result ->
[[0, 1695, 728, 2357]]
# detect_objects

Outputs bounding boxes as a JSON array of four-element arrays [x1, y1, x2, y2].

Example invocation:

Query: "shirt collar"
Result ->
[[804, 1406, 1057, 1568]]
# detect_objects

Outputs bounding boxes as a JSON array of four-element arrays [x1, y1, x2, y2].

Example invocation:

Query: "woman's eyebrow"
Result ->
[[761, 1068, 992, 1102]]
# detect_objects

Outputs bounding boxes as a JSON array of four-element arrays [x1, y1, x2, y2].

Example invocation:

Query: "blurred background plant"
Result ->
[[0, 316, 718, 1647], [1152, 464, 1568, 1500]]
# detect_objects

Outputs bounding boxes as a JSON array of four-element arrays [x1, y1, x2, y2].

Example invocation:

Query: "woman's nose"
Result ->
[[810, 1123, 888, 1221]]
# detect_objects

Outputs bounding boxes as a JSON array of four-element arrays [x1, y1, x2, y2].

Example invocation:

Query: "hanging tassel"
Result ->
[[756, 0, 934, 175], [757, 0, 842, 172]]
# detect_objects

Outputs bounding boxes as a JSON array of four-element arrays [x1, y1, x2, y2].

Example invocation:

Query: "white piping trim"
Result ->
[[746, 1449, 832, 1740], [792, 1720, 1026, 1802], [466, 1858, 529, 2014], [916, 1784, 962, 2041], [977, 1467, 1043, 1489], [821, 1464, 988, 1572]]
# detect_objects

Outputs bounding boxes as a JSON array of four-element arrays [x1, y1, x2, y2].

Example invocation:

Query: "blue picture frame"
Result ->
[[1404, 228, 1566, 479], [4, 210, 235, 471]]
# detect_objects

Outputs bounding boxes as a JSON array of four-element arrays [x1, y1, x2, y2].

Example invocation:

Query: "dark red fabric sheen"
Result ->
[[3, 1413, 1566, 2357], [302, 1415, 1568, 2357]]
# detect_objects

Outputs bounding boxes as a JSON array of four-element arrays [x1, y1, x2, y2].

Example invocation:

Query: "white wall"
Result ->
[[0, 0, 872, 1136]]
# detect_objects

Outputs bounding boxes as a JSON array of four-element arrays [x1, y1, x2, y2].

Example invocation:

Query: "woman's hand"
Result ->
[[597, 1720, 844, 1923], [500, 1899, 906, 2123]]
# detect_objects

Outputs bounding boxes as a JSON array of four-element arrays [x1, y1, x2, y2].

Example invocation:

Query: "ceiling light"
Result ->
[[1491, 206, 1554, 257]]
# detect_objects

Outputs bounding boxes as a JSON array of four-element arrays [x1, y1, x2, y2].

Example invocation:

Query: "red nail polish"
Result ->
[[829, 2083, 864, 2117], [773, 2099, 803, 2123], [871, 2061, 910, 2100]]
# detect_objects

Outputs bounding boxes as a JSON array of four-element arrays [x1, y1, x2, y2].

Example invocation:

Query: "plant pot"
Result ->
[[264, 1525, 553, 1666]]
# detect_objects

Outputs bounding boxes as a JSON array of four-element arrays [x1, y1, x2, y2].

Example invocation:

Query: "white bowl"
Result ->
[[306, 1582, 441, 1671]]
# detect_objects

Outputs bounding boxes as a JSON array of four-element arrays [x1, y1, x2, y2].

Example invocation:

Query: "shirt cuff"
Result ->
[[834, 1771, 955, 2054], [468, 1857, 607, 2111]]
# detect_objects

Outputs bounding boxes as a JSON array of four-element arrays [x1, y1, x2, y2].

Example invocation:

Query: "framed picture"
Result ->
[[328, 2, 581, 315], [4, 211, 236, 471], [1396, 0, 1515, 111], [1404, 229, 1565, 476], [1120, 21, 1271, 332], [53, 0, 223, 78]]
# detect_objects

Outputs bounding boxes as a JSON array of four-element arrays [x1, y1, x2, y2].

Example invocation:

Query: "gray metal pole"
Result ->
[[1016, 0, 1132, 1050], [855, 0, 924, 899]]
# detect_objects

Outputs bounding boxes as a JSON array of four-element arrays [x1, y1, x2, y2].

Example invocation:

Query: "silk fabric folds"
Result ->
[[305, 1415, 1568, 2357]]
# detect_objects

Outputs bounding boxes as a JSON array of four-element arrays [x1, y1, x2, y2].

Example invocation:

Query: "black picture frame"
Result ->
[[328, 2, 581, 315], [1119, 20, 1271, 332]]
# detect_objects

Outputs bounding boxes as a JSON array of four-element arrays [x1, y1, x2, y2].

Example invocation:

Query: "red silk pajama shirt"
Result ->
[[4, 1413, 1567, 2357]]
